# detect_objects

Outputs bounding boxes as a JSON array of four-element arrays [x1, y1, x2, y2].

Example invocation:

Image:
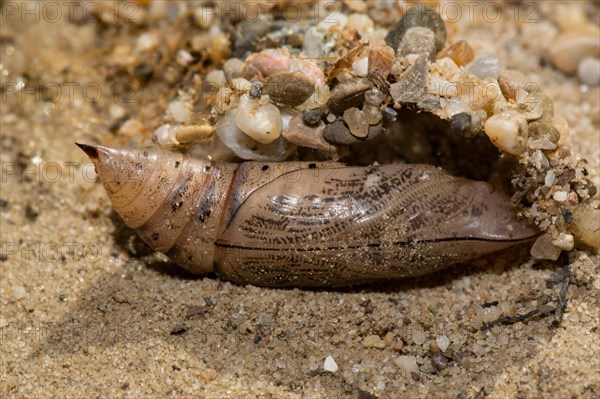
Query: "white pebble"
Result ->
[[544, 170, 556, 187], [352, 57, 369, 77], [346, 13, 374, 37], [484, 113, 528, 155], [167, 100, 191, 123], [12, 286, 26, 299], [550, 26, 600, 74], [175, 49, 193, 67], [436, 335, 450, 352], [323, 356, 338, 372], [394, 356, 419, 375], [135, 32, 159, 53], [235, 95, 283, 144], [577, 57, 600, 86], [206, 69, 227, 86], [552, 233, 574, 251], [193, 5, 215, 29], [553, 191, 568, 202]]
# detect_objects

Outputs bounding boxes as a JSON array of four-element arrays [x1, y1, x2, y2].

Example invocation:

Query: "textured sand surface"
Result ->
[[1, 1, 598, 398]]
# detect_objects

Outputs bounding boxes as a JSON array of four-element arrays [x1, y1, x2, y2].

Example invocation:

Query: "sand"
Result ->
[[1, 1, 598, 398]]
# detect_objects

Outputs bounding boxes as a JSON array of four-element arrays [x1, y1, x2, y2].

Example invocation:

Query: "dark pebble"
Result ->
[[0, 199, 8, 208], [323, 120, 384, 145], [25, 204, 39, 221], [385, 7, 447, 53], [233, 19, 272, 57], [134, 63, 153, 85], [398, 27, 436, 60], [204, 296, 213, 306], [0, 253, 7, 262], [561, 209, 574, 224], [381, 106, 398, 127], [302, 108, 323, 127], [170, 326, 187, 336], [59, 292, 67, 301], [431, 352, 449, 370], [450, 112, 472, 136], [249, 81, 263, 99], [323, 120, 357, 145]]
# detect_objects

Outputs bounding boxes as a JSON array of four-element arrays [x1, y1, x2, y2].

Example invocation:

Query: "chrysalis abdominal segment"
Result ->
[[78, 144, 538, 287]]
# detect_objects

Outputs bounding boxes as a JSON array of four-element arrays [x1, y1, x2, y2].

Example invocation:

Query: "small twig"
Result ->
[[553, 255, 571, 325]]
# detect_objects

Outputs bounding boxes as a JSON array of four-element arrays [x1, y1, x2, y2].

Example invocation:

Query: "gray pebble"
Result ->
[[398, 27, 436, 60], [233, 19, 272, 57], [390, 54, 429, 104], [323, 120, 383, 145], [302, 108, 323, 127], [381, 106, 398, 127], [385, 8, 446, 53], [467, 57, 500, 80], [577, 57, 600, 86], [449, 112, 472, 136]]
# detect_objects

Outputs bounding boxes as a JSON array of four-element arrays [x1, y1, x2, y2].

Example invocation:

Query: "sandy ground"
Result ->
[[1, 1, 599, 398]]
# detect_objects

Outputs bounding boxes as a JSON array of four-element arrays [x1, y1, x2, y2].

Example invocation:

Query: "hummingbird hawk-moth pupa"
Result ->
[[78, 144, 537, 288]]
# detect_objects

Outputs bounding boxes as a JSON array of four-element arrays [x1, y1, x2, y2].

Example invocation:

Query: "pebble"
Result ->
[[302, 108, 323, 127], [570, 203, 600, 248], [135, 32, 159, 53], [235, 94, 283, 144], [364, 87, 386, 106], [281, 116, 335, 153], [431, 352, 449, 371], [449, 112, 472, 136], [397, 27, 436, 60], [264, 71, 314, 108], [175, 49, 193, 67], [530, 233, 562, 260], [233, 18, 272, 57], [390, 53, 429, 104], [205, 69, 227, 86], [324, 356, 338, 373], [484, 112, 528, 155], [346, 13, 375, 38], [395, 356, 419, 375], [192, 5, 215, 29], [385, 8, 446, 53], [436, 335, 450, 352], [327, 78, 373, 115], [352, 57, 369, 77], [363, 335, 386, 349], [577, 57, 600, 86], [550, 26, 600, 74], [467, 57, 500, 80], [553, 233, 575, 251], [438, 40, 475, 66], [223, 58, 245, 81], [323, 120, 383, 145], [553, 191, 568, 202], [167, 100, 192, 123], [13, 286, 26, 300], [412, 329, 426, 345], [343, 108, 370, 138], [216, 109, 295, 161]]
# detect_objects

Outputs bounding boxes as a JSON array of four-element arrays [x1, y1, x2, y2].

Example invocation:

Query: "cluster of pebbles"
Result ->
[[145, 2, 598, 255]]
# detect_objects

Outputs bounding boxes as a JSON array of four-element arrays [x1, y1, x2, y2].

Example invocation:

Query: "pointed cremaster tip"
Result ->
[[76, 143, 99, 159]]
